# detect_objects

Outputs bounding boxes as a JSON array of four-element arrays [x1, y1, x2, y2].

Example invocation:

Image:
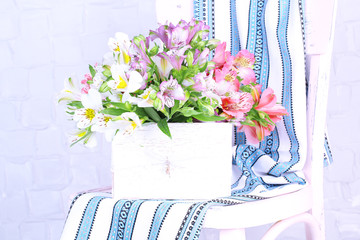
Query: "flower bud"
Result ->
[[154, 98, 163, 111]]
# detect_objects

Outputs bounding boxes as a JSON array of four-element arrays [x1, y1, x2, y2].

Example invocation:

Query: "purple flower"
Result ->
[[158, 45, 190, 70], [193, 48, 210, 65], [157, 77, 186, 108], [150, 20, 209, 50]]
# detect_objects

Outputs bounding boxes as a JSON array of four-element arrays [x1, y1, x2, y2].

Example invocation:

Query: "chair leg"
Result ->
[[219, 229, 246, 240]]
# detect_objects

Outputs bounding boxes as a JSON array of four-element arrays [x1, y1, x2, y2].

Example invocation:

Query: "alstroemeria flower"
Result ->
[[80, 74, 92, 94], [233, 49, 256, 85], [73, 89, 103, 129], [221, 92, 254, 120], [112, 112, 142, 135], [137, 87, 156, 107], [250, 85, 261, 103], [68, 129, 97, 148], [214, 65, 240, 95], [58, 76, 82, 103], [255, 88, 288, 123], [193, 48, 210, 65], [91, 113, 118, 142], [240, 121, 272, 145], [169, 25, 189, 48], [157, 77, 186, 108], [158, 46, 190, 70], [153, 55, 173, 78], [108, 64, 145, 95], [92, 73, 105, 89], [234, 49, 255, 68], [238, 67, 256, 85], [212, 42, 233, 67], [108, 32, 131, 64]]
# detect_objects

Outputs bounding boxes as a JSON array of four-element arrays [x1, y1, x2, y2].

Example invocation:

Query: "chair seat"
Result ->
[[203, 185, 313, 229]]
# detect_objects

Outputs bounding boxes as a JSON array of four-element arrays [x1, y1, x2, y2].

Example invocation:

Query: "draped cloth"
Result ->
[[60, 0, 333, 239]]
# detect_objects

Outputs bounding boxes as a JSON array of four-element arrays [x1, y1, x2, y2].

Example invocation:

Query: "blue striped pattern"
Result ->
[[76, 196, 107, 240], [277, 0, 301, 168], [230, 0, 241, 55], [148, 202, 175, 239]]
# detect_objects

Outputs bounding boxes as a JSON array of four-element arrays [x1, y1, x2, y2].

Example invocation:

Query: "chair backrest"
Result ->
[[303, 0, 337, 224]]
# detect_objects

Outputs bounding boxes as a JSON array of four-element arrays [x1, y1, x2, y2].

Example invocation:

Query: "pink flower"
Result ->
[[255, 88, 288, 123], [234, 49, 255, 68], [221, 92, 254, 119], [238, 67, 256, 85], [233, 50, 256, 85], [240, 121, 273, 144], [157, 77, 186, 109], [214, 65, 240, 94], [213, 42, 233, 67], [81, 74, 92, 94]]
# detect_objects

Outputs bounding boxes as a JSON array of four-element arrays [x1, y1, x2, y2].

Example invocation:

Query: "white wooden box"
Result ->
[[112, 122, 233, 200]]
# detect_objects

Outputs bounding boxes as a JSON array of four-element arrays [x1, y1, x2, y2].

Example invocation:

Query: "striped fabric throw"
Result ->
[[61, 191, 264, 240], [60, 0, 333, 239]]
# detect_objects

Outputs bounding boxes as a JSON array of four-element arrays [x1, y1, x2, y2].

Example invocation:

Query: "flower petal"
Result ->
[[81, 89, 103, 110]]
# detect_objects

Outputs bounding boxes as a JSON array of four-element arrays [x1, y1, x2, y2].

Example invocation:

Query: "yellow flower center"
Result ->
[[85, 108, 95, 121], [142, 91, 150, 99], [77, 131, 86, 138], [131, 121, 137, 130], [117, 76, 127, 89], [225, 74, 234, 82], [122, 50, 131, 64], [235, 58, 250, 67], [115, 46, 120, 52], [104, 116, 112, 123]]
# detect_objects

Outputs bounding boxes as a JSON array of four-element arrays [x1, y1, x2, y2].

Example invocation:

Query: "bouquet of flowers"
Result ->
[[58, 19, 287, 147]]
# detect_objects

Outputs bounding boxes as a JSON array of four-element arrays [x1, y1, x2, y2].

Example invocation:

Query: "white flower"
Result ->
[[92, 73, 105, 89], [152, 55, 173, 78], [91, 113, 116, 142], [137, 87, 156, 107], [58, 76, 82, 103], [112, 112, 142, 136], [108, 32, 131, 65], [108, 64, 145, 97], [102, 52, 116, 66], [120, 87, 156, 107], [68, 129, 97, 148], [73, 89, 103, 129]]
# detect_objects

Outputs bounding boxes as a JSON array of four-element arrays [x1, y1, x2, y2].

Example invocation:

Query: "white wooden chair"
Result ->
[[156, 0, 337, 239]]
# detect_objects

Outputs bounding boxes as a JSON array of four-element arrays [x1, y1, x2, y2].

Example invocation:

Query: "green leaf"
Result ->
[[157, 118, 172, 139], [170, 100, 180, 118], [240, 85, 252, 93], [193, 114, 226, 122], [133, 107, 148, 118], [144, 107, 161, 122], [100, 108, 127, 116], [179, 107, 200, 117], [66, 111, 75, 115], [109, 102, 130, 110], [89, 65, 96, 78], [199, 61, 208, 72], [67, 101, 84, 108], [198, 99, 214, 116]]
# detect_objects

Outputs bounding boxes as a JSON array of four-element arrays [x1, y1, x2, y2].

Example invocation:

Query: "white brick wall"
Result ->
[[0, 0, 358, 239]]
